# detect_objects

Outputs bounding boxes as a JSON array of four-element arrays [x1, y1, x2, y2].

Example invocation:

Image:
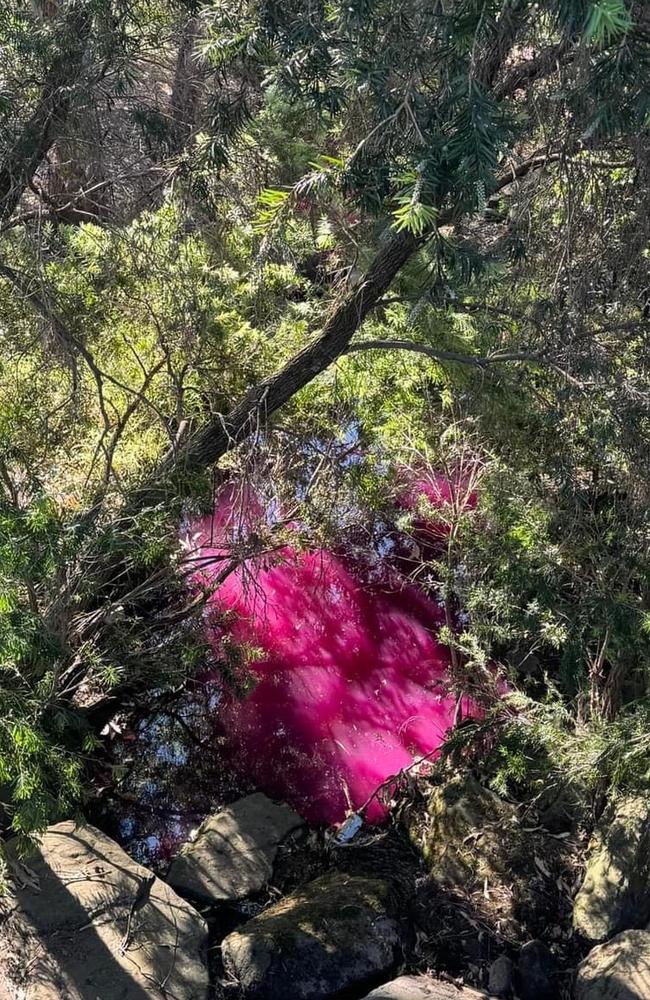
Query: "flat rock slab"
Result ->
[[222, 872, 400, 1000], [576, 928, 650, 999], [574, 795, 650, 942], [361, 975, 487, 998], [0, 820, 209, 1000], [167, 792, 303, 903]]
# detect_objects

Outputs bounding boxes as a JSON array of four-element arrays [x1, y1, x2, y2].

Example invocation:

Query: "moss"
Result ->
[[239, 873, 392, 948], [223, 871, 400, 1000], [409, 775, 517, 884]]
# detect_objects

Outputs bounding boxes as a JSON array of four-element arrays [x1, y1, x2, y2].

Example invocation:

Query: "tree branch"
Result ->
[[155, 227, 420, 481], [344, 339, 545, 368], [492, 152, 563, 192]]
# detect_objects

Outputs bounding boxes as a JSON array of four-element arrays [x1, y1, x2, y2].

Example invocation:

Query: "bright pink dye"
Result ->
[[183, 483, 475, 825], [397, 470, 478, 551]]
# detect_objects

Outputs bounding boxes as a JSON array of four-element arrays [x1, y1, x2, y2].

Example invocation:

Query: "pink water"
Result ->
[[182, 481, 476, 825], [397, 469, 478, 551]]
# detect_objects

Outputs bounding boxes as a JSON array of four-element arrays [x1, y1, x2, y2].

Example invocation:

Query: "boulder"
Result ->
[[410, 775, 517, 887], [0, 820, 209, 999], [167, 792, 303, 903], [575, 928, 650, 999], [517, 939, 557, 1000], [488, 955, 515, 997], [361, 975, 487, 998], [221, 872, 400, 1000], [574, 795, 650, 942]]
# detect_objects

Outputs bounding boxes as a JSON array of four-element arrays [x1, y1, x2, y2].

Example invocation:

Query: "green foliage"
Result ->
[[1, 0, 650, 838], [253, 187, 290, 235], [454, 694, 650, 813], [585, 0, 633, 45], [392, 172, 439, 236]]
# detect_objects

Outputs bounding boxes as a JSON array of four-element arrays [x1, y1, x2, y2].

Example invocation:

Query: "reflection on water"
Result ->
[[95, 679, 254, 868]]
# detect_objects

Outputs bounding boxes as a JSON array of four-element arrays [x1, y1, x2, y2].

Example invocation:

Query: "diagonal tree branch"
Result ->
[[156, 227, 420, 479], [155, 151, 563, 486]]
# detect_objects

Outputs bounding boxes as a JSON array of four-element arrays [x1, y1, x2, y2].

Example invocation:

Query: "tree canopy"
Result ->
[[1, 0, 650, 839]]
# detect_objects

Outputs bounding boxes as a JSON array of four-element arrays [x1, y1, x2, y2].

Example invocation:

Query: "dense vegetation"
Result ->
[[1, 0, 650, 842]]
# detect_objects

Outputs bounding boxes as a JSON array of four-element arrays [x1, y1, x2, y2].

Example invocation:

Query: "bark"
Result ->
[[155, 227, 420, 481], [170, 16, 206, 150]]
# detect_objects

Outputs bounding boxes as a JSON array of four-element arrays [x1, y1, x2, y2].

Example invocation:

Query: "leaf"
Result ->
[[309, 154, 345, 169], [392, 201, 438, 236], [585, 0, 632, 46], [316, 217, 336, 250], [253, 188, 290, 235]]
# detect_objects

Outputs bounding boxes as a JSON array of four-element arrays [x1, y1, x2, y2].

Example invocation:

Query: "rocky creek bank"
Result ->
[[2, 782, 650, 999]]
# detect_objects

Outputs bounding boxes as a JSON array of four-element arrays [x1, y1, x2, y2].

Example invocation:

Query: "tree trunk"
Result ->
[[170, 16, 206, 150], [0, 2, 92, 221], [155, 227, 420, 482]]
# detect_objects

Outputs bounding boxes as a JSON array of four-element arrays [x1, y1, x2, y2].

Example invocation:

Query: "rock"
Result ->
[[574, 795, 650, 942], [361, 975, 487, 998], [412, 776, 517, 887], [488, 955, 515, 996], [0, 820, 209, 999], [517, 939, 557, 1000], [167, 792, 303, 903], [221, 872, 400, 1000], [575, 928, 650, 999], [537, 783, 581, 834], [409, 776, 575, 943]]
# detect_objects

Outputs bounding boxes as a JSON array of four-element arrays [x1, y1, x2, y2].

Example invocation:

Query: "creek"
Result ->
[[97, 472, 476, 865]]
